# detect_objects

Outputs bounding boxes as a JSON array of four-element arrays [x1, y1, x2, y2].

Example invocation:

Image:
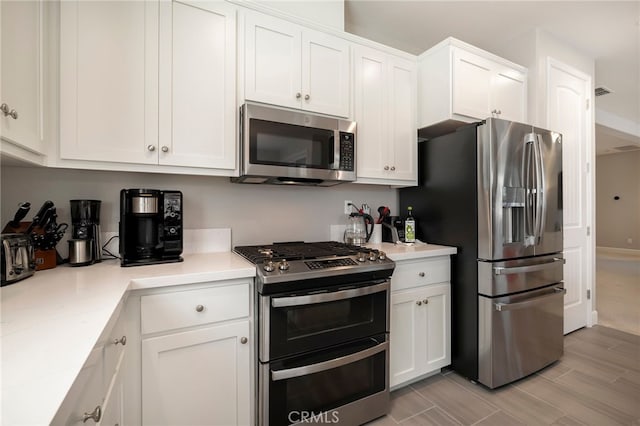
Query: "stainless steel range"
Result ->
[[234, 241, 395, 426]]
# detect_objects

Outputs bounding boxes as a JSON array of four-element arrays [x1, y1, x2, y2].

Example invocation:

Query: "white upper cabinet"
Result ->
[[158, 0, 236, 170], [1, 0, 45, 159], [243, 11, 350, 118], [418, 37, 527, 138], [59, 0, 237, 174], [354, 45, 417, 185], [59, 0, 159, 164]]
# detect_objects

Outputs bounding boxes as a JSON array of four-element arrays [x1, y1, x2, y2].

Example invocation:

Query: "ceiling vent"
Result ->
[[595, 86, 613, 96]]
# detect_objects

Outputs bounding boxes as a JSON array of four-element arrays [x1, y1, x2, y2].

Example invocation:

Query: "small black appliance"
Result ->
[[119, 189, 183, 267], [70, 199, 102, 264]]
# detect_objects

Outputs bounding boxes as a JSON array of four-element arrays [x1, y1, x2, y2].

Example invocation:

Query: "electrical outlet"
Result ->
[[344, 200, 353, 215], [628, 238, 633, 245]]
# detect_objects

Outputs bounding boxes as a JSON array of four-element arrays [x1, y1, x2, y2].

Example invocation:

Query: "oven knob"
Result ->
[[357, 252, 366, 262], [368, 252, 378, 261], [378, 251, 386, 260], [279, 259, 290, 271], [263, 260, 275, 272]]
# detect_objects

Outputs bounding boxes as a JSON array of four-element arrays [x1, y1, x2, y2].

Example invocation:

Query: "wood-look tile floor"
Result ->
[[367, 325, 640, 426], [596, 251, 640, 336]]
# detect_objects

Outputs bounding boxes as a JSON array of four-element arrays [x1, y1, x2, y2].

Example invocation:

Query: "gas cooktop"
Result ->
[[233, 241, 395, 293]]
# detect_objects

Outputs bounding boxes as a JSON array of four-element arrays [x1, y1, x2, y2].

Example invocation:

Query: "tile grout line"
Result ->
[[468, 408, 502, 426]]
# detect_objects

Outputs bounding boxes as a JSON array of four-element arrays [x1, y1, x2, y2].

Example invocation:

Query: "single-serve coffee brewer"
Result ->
[[119, 189, 183, 267], [69, 199, 102, 265]]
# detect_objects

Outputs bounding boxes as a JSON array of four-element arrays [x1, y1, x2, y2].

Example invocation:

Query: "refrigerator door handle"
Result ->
[[493, 257, 566, 275], [534, 134, 546, 242], [494, 287, 566, 311], [524, 134, 535, 242]]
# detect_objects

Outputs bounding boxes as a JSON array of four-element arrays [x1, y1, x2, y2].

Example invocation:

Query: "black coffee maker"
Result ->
[[119, 189, 183, 267], [70, 199, 102, 264]]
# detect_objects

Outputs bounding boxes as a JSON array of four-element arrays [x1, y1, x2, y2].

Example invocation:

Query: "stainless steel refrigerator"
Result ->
[[400, 118, 564, 388]]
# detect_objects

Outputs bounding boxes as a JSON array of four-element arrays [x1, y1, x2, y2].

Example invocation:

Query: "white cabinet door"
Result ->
[[354, 45, 387, 179], [244, 12, 301, 110], [390, 283, 450, 388], [302, 29, 349, 117], [0, 0, 43, 154], [452, 48, 492, 120], [491, 66, 527, 122], [142, 320, 250, 426], [354, 45, 417, 184], [59, 1, 159, 164], [390, 288, 424, 388], [158, 0, 236, 170], [387, 55, 417, 182]]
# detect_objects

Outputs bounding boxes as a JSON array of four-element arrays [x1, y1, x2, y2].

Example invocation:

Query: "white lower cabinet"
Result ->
[[134, 280, 253, 426], [389, 257, 451, 389]]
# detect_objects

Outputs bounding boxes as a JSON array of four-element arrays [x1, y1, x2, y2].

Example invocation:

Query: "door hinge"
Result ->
[[587, 226, 591, 236], [587, 289, 591, 300]]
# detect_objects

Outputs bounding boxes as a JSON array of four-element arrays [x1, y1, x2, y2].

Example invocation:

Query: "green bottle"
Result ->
[[404, 206, 416, 243]]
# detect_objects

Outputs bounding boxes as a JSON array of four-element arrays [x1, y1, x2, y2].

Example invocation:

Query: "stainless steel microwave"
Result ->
[[232, 103, 357, 186]]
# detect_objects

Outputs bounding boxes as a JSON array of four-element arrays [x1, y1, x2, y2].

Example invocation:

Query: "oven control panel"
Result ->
[[305, 257, 358, 270]]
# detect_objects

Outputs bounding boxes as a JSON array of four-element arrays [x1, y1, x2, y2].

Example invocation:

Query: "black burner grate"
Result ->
[[233, 241, 372, 264]]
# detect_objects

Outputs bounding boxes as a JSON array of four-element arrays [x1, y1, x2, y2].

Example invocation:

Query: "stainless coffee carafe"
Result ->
[[70, 199, 102, 265]]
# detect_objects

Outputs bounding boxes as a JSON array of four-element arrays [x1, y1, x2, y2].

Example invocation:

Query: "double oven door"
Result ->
[[259, 279, 390, 425]]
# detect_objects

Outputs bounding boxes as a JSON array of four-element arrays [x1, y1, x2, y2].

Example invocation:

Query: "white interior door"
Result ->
[[546, 57, 592, 334]]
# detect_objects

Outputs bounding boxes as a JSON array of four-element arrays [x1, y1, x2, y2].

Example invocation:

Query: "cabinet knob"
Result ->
[[0, 103, 17, 119], [195, 304, 205, 312], [491, 109, 502, 116], [304, 94, 310, 101], [296, 92, 302, 99], [113, 335, 127, 346], [240, 337, 248, 344], [147, 145, 156, 152], [384, 165, 390, 171], [423, 299, 429, 304], [416, 300, 422, 306], [82, 405, 102, 423], [390, 166, 396, 171], [161, 146, 169, 153], [419, 272, 425, 277]]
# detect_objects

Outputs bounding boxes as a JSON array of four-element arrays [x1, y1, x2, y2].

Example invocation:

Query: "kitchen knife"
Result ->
[[7, 202, 31, 228], [25, 200, 54, 234]]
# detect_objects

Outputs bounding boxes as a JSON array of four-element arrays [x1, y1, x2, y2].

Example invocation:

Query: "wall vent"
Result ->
[[595, 86, 613, 96]]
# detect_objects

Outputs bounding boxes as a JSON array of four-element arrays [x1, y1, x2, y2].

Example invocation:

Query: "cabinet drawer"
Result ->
[[391, 257, 450, 291], [141, 283, 250, 335]]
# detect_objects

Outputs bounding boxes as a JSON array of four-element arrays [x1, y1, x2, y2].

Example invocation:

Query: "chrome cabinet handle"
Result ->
[[423, 299, 429, 304], [304, 94, 310, 100], [416, 300, 422, 306], [491, 109, 502, 115], [82, 406, 102, 423], [113, 335, 127, 346], [240, 337, 248, 344], [147, 145, 156, 152], [384, 165, 389, 171], [161, 146, 169, 153], [418, 272, 425, 277], [390, 166, 396, 171], [195, 304, 204, 312], [0, 103, 18, 119], [296, 92, 301, 99]]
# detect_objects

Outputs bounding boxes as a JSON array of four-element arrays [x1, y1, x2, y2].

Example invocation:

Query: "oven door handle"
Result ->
[[271, 281, 389, 308], [271, 341, 388, 381], [493, 257, 565, 275], [494, 287, 566, 312]]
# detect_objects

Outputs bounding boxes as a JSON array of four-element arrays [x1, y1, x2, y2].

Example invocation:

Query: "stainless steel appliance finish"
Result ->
[[400, 118, 564, 389], [234, 241, 394, 425], [233, 103, 357, 186], [478, 284, 565, 388], [68, 239, 93, 266], [1, 233, 35, 285], [131, 196, 158, 214]]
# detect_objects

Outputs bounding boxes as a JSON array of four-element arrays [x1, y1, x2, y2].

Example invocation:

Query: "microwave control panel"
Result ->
[[339, 132, 355, 171]]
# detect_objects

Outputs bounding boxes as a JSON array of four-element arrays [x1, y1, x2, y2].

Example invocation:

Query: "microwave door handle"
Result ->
[[271, 341, 388, 381], [494, 287, 566, 312], [271, 281, 389, 308]]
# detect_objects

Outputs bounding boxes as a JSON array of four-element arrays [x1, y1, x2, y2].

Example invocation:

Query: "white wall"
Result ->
[[596, 151, 640, 250], [1, 166, 396, 247]]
